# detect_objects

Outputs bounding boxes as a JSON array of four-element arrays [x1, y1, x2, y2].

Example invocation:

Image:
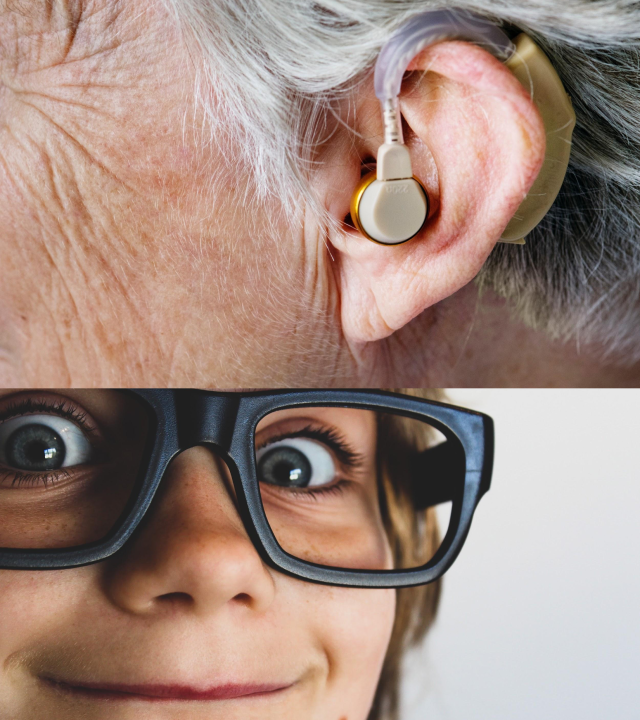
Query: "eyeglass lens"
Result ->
[[0, 393, 457, 572], [0, 391, 150, 549], [255, 407, 454, 571]]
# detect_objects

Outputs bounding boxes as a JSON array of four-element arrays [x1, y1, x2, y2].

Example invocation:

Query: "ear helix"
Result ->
[[350, 9, 576, 246]]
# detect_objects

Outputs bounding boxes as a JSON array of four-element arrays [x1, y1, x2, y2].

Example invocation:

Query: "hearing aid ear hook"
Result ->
[[349, 9, 576, 246]]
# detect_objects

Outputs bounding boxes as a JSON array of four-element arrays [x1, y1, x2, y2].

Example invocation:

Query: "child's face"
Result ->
[[0, 391, 396, 720]]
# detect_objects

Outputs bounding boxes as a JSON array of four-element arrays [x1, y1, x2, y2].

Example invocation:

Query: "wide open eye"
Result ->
[[0, 414, 94, 472], [256, 438, 337, 489]]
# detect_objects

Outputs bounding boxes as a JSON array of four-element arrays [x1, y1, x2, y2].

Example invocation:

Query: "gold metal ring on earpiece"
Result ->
[[349, 171, 378, 238], [349, 171, 430, 245]]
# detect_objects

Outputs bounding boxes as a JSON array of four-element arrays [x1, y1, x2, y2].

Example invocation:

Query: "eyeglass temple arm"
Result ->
[[411, 441, 467, 509]]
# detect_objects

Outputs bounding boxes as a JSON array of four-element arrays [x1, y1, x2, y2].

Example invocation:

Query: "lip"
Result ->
[[42, 677, 293, 701]]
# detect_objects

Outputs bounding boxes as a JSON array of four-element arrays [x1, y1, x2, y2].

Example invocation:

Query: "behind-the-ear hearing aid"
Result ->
[[350, 9, 576, 246]]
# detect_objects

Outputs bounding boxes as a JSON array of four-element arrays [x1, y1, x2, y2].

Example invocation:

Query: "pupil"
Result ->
[[6, 424, 66, 472], [259, 446, 311, 488]]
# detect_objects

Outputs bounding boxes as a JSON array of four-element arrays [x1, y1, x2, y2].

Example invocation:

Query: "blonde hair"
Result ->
[[369, 388, 445, 720]]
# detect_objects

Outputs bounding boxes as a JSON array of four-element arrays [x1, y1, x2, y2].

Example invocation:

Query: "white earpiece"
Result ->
[[350, 144, 429, 245]]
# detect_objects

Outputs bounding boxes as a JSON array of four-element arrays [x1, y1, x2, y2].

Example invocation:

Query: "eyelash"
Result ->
[[2, 470, 72, 489], [0, 397, 95, 432], [257, 424, 365, 499], [300, 480, 349, 501], [0, 396, 96, 489]]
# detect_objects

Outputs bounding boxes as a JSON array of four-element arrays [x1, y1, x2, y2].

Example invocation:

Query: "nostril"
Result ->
[[157, 591, 194, 607], [233, 592, 252, 606]]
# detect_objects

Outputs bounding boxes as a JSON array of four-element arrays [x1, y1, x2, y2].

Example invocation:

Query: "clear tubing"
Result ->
[[383, 97, 403, 144], [375, 8, 516, 144]]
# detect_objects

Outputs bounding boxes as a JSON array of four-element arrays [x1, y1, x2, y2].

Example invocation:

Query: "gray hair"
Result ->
[[162, 0, 640, 363]]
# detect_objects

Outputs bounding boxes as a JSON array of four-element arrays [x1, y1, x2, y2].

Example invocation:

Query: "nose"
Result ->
[[103, 446, 276, 617]]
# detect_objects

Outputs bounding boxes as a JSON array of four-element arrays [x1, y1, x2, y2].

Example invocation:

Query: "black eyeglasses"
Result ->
[[0, 390, 493, 588]]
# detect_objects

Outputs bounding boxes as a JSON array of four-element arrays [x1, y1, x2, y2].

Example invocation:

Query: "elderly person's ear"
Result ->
[[326, 40, 546, 343]]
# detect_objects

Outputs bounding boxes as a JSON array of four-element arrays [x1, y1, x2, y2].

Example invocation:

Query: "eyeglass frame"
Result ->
[[0, 389, 494, 588]]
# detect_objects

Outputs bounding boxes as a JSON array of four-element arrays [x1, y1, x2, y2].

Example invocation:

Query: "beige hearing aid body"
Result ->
[[501, 34, 576, 243], [351, 29, 576, 246]]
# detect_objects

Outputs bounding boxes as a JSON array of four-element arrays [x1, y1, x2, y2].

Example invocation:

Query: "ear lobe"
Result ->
[[329, 40, 546, 344]]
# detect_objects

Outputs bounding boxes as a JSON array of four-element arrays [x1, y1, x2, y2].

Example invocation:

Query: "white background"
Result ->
[[401, 390, 640, 720]]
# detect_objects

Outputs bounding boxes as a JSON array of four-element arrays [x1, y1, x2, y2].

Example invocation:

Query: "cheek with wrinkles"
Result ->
[[0, 2, 349, 386]]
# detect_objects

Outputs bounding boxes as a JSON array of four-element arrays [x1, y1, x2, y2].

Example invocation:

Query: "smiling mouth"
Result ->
[[42, 677, 293, 701]]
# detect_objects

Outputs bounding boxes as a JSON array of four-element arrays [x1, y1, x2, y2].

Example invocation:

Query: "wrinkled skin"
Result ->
[[0, 0, 638, 387]]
